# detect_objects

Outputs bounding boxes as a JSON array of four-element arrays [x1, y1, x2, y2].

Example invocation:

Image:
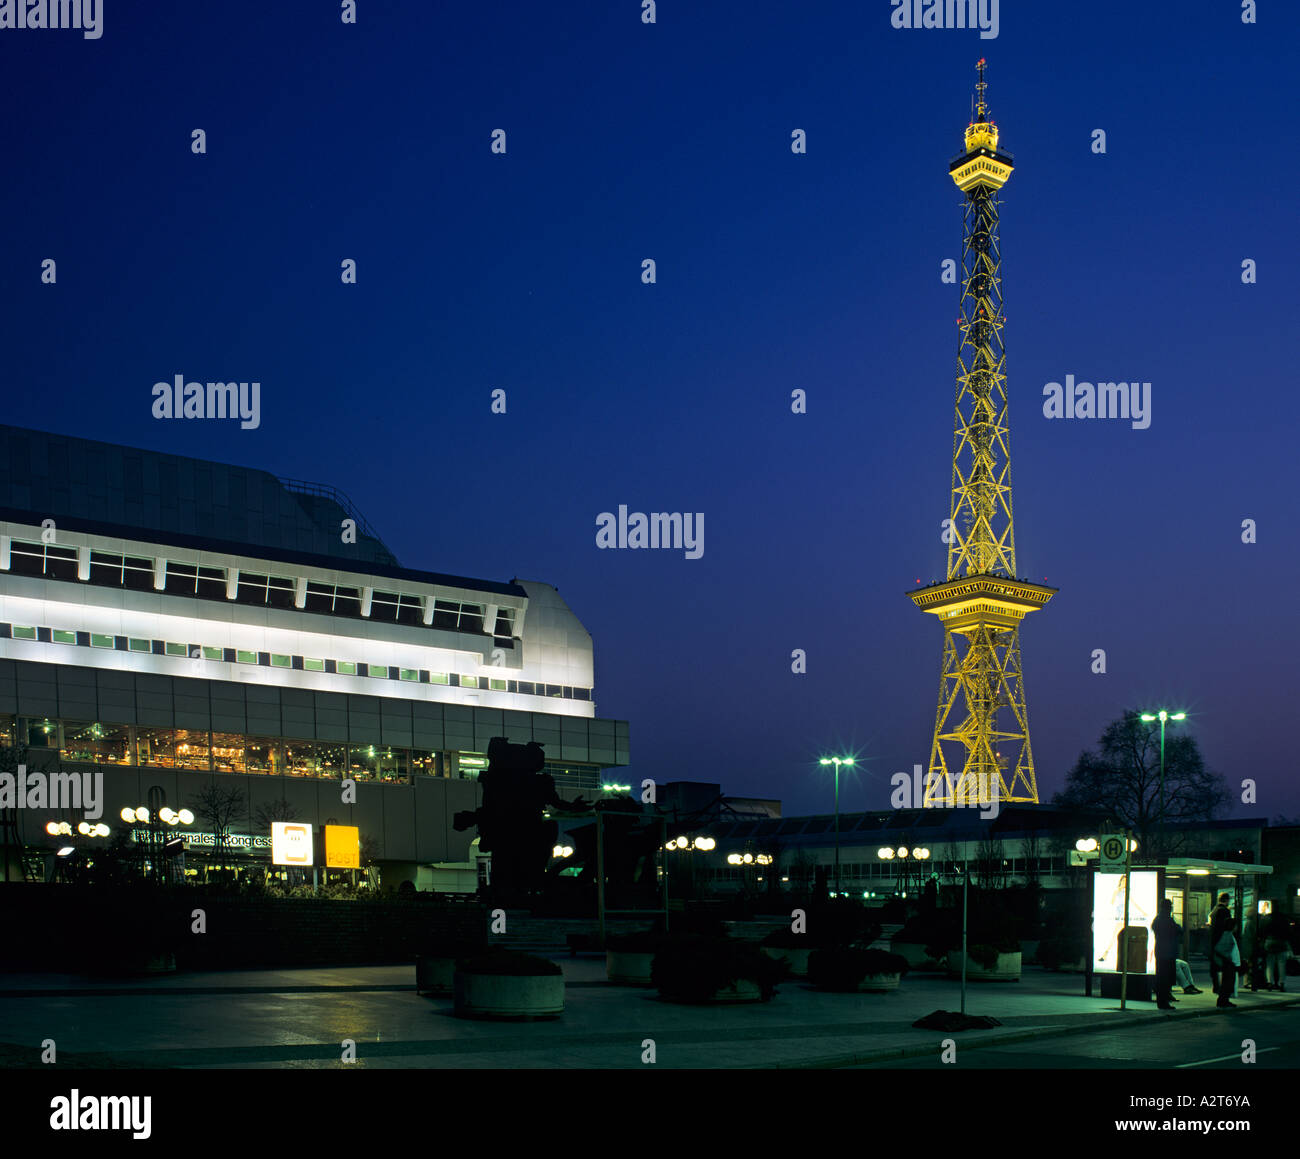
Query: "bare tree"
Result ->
[[1053, 710, 1230, 859], [253, 797, 299, 832], [1020, 828, 1045, 887], [194, 782, 247, 873], [974, 830, 1008, 891]]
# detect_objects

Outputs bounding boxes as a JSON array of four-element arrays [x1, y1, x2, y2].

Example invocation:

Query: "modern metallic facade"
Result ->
[[0, 424, 629, 886]]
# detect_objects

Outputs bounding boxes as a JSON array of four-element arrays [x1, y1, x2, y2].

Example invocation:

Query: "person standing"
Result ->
[[1152, 898, 1181, 1010], [1264, 912, 1292, 992], [1210, 894, 1238, 1008]]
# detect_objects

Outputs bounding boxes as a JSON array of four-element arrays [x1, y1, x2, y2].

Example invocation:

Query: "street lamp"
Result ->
[[877, 846, 929, 898], [126, 801, 194, 881], [819, 756, 855, 896], [1139, 710, 1186, 846]]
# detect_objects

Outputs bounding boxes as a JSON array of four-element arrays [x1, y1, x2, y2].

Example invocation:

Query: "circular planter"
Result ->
[[762, 946, 812, 977], [892, 941, 944, 971], [607, 950, 656, 985], [454, 971, 565, 1019], [947, 950, 1022, 982], [859, 972, 901, 992], [707, 979, 763, 1003], [416, 955, 456, 994], [656, 978, 765, 1004]]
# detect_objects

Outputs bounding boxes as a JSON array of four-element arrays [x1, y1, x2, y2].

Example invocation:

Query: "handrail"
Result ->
[[276, 476, 387, 545]]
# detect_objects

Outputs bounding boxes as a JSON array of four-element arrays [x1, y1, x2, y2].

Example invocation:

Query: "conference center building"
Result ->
[[0, 425, 629, 889]]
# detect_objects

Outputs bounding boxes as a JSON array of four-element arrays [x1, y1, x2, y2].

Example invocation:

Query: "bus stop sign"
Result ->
[[1099, 833, 1127, 871]]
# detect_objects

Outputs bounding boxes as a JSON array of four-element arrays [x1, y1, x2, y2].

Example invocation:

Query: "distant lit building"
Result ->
[[0, 425, 629, 888]]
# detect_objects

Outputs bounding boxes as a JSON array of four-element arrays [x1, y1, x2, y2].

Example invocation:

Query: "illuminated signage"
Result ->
[[272, 821, 314, 866], [1092, 870, 1158, 975], [130, 831, 270, 849], [325, 825, 360, 869]]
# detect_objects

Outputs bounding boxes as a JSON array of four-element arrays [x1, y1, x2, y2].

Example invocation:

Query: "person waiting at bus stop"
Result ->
[[1209, 893, 1239, 1008], [1151, 897, 1181, 1010]]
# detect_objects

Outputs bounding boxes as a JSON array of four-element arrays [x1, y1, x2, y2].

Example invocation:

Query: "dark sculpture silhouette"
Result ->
[[453, 737, 590, 905]]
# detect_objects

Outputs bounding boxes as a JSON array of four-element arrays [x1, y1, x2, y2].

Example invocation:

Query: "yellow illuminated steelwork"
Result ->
[[910, 60, 1055, 808]]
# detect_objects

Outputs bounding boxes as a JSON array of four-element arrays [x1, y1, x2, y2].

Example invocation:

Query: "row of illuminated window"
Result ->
[[2, 715, 595, 783], [0, 622, 591, 701], [5, 541, 517, 640], [705, 858, 1070, 878]]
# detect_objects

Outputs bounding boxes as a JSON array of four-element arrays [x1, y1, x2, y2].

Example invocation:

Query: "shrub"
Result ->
[[652, 935, 786, 1002], [894, 910, 959, 959], [808, 947, 909, 991], [761, 927, 813, 950], [455, 950, 562, 977], [605, 928, 667, 953]]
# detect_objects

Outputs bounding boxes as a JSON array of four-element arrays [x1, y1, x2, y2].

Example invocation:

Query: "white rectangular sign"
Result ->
[[1092, 870, 1157, 975], [271, 821, 314, 867]]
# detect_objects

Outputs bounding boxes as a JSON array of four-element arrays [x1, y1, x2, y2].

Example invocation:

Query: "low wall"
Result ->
[[0, 884, 488, 973]]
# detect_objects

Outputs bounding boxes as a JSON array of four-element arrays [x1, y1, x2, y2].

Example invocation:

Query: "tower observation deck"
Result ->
[[909, 60, 1056, 807]]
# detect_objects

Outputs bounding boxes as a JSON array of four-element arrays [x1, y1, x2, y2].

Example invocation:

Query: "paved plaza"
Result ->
[[0, 958, 1293, 1069]]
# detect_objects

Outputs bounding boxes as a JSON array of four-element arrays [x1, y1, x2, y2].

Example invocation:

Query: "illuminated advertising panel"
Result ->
[[1092, 870, 1158, 975], [325, 824, 360, 869], [271, 821, 314, 867]]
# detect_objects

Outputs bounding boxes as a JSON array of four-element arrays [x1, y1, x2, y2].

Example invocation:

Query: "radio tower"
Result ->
[[909, 60, 1056, 807]]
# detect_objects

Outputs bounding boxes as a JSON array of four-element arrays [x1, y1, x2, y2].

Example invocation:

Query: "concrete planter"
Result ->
[[707, 979, 764, 1003], [947, 950, 1022, 982], [859, 972, 902, 992], [606, 950, 656, 985], [891, 941, 944, 971], [656, 977, 765, 1004], [454, 971, 565, 1019], [415, 955, 456, 994], [762, 946, 812, 977]]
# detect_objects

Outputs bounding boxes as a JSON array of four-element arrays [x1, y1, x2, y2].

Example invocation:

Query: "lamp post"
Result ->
[[1139, 711, 1185, 848], [819, 757, 855, 896], [122, 804, 194, 882], [877, 846, 930, 900]]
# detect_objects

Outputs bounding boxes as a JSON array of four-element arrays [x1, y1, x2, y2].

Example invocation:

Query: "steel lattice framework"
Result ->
[[908, 61, 1056, 807]]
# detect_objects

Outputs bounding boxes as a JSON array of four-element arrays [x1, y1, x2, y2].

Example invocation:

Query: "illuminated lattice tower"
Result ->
[[908, 60, 1056, 807]]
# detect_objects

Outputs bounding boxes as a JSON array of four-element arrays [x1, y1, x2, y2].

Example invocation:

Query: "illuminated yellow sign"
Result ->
[[325, 825, 360, 869], [271, 821, 314, 867]]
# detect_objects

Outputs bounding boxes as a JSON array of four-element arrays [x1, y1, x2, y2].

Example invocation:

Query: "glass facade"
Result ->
[[0, 715, 598, 786]]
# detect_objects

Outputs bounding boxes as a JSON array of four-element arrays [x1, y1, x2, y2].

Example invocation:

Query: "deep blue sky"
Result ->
[[1, 3, 1296, 818]]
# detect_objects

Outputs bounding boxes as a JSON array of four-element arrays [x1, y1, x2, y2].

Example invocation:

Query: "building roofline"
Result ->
[[0, 504, 528, 599]]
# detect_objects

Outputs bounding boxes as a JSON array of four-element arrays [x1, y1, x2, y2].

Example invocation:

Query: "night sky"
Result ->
[[1, 3, 1295, 818]]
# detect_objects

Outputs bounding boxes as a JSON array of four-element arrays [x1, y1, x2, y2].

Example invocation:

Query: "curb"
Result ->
[[761, 994, 1300, 1069]]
